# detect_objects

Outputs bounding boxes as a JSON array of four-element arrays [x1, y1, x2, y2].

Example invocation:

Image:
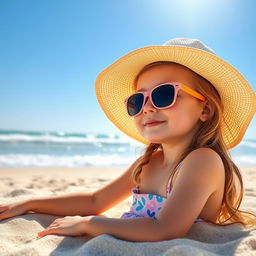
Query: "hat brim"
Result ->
[[95, 45, 256, 149]]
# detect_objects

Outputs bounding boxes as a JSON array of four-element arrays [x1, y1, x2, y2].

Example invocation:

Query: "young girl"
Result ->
[[0, 38, 255, 242]]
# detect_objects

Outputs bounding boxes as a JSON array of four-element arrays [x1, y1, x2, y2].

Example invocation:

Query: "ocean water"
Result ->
[[0, 129, 255, 168]]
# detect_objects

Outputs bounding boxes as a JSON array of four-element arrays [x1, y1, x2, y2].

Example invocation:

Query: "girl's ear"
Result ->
[[199, 100, 211, 122]]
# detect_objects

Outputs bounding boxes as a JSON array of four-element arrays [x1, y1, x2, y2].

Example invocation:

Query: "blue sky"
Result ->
[[1, 0, 255, 139]]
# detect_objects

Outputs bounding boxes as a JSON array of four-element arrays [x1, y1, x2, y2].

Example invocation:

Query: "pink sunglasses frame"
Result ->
[[124, 81, 207, 117]]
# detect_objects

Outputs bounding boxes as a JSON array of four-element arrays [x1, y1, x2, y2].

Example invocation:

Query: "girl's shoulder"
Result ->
[[154, 147, 222, 166], [179, 147, 224, 174], [162, 147, 224, 188], [174, 147, 225, 188], [187, 147, 223, 164]]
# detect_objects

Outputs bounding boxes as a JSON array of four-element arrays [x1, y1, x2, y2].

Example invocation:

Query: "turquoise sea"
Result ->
[[0, 129, 255, 168]]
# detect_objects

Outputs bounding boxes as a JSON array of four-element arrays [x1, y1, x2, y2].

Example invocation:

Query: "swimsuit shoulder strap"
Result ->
[[135, 156, 184, 195], [166, 160, 184, 195]]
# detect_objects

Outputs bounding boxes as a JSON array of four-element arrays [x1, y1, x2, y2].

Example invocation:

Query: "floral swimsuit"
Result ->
[[120, 161, 204, 223]]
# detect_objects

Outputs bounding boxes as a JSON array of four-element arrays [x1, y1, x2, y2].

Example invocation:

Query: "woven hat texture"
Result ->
[[95, 38, 256, 149]]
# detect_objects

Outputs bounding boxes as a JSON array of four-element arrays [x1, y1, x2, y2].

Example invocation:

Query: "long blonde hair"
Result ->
[[130, 61, 256, 228]]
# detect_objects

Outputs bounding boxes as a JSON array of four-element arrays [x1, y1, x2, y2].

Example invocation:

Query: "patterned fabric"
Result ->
[[120, 161, 204, 223]]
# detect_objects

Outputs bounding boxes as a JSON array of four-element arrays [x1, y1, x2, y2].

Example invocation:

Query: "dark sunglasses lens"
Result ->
[[127, 93, 144, 116], [152, 84, 175, 107]]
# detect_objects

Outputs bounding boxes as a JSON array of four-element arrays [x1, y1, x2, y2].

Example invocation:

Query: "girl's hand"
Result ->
[[37, 215, 92, 238], [0, 201, 30, 221]]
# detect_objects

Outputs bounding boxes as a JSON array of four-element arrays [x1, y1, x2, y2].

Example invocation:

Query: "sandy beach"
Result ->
[[0, 167, 133, 219], [0, 166, 256, 255]]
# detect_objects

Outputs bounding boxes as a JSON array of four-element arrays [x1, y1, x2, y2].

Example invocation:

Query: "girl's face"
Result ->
[[134, 63, 208, 144]]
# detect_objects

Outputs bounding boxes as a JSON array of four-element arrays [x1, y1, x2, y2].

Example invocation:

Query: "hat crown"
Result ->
[[163, 38, 216, 55]]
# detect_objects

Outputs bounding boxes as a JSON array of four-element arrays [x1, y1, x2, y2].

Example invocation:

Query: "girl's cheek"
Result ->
[[134, 118, 142, 128]]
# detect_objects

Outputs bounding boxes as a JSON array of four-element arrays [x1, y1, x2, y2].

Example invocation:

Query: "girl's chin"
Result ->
[[143, 134, 166, 144]]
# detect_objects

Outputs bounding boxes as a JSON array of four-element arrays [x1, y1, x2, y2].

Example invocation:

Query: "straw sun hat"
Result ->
[[95, 38, 256, 149]]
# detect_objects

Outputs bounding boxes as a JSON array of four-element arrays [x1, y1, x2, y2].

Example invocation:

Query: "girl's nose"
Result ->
[[142, 96, 157, 115]]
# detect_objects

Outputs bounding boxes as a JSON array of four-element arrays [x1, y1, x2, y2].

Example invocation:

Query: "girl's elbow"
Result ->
[[151, 220, 172, 242], [155, 220, 181, 242]]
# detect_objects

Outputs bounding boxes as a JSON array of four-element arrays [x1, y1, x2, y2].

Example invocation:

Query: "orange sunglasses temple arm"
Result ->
[[180, 83, 206, 101]]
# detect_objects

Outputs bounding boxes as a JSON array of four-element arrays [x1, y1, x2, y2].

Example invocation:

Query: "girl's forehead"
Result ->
[[136, 64, 198, 90], [138, 63, 197, 79]]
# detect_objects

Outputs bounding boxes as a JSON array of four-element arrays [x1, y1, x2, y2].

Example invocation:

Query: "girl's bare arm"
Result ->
[[0, 164, 135, 221], [26, 191, 96, 216], [0, 192, 95, 221], [29, 163, 136, 216]]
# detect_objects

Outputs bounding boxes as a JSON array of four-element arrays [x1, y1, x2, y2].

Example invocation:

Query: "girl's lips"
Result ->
[[145, 121, 166, 127]]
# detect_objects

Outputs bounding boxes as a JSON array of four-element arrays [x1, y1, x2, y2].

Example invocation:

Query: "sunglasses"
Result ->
[[124, 82, 206, 117]]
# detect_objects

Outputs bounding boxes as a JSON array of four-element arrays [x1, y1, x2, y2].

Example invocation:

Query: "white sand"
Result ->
[[0, 166, 255, 255]]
